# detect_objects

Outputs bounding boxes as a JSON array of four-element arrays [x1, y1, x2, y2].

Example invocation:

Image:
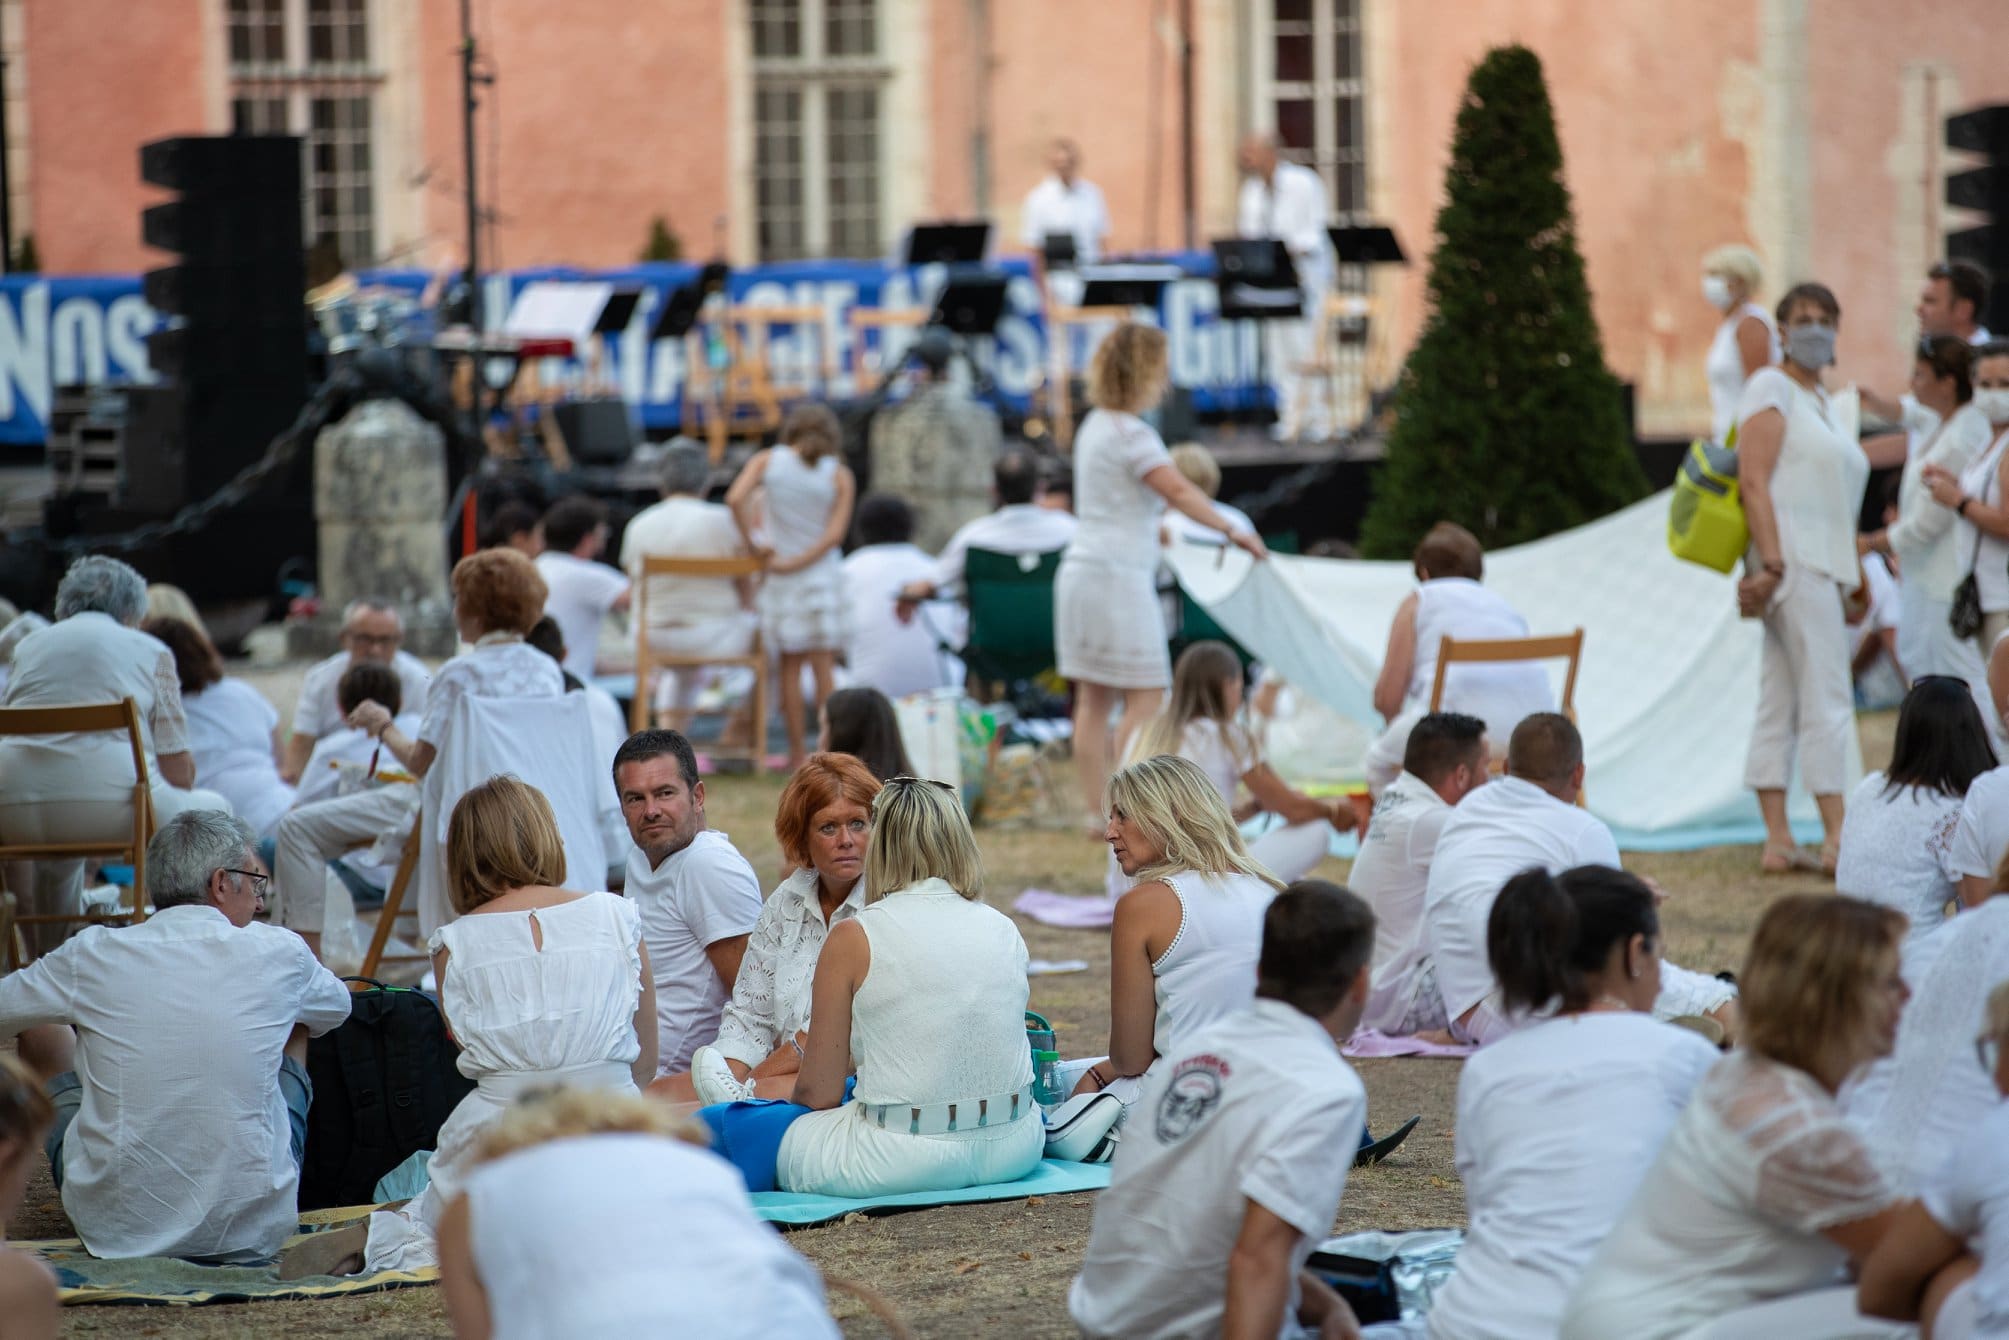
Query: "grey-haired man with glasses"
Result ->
[[0, 810, 350, 1262]]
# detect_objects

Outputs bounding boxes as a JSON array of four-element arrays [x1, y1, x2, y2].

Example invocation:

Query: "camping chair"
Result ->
[[0, 698, 154, 967], [961, 547, 1064, 714], [630, 555, 770, 773], [1428, 628, 1587, 796]]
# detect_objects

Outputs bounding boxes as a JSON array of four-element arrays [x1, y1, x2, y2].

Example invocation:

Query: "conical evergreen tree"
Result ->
[[1359, 44, 1646, 557]]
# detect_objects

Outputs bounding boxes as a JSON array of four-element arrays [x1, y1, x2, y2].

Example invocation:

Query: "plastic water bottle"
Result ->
[[1032, 1049, 1063, 1109]]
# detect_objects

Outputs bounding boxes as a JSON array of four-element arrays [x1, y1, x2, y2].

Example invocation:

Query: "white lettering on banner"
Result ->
[[51, 298, 108, 388], [107, 297, 158, 385], [0, 282, 49, 423]]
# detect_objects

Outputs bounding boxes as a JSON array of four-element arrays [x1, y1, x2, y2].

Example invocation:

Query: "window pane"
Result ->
[[826, 84, 881, 257], [1334, 26, 1359, 82], [755, 85, 806, 260], [1276, 99, 1314, 151], [1274, 32, 1312, 82], [1273, 0, 1311, 21], [826, 0, 878, 57], [751, 1, 802, 59]]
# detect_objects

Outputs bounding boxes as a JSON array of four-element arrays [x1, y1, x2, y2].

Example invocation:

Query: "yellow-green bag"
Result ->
[[1668, 429, 1748, 574]]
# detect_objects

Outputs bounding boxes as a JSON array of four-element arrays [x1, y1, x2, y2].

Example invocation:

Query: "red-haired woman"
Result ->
[[685, 753, 881, 1104]]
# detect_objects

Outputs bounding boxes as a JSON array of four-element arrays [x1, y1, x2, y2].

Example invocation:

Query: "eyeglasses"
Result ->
[[1980, 1036, 2002, 1074], [224, 869, 270, 900]]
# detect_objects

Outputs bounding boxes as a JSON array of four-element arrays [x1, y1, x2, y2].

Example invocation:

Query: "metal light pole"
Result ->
[[460, 0, 480, 335]]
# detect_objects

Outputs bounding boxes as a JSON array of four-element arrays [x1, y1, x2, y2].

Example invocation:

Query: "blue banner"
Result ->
[[0, 254, 1271, 447]]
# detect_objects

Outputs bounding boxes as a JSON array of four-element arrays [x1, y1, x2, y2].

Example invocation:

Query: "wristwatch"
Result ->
[[1959, 496, 1973, 517]]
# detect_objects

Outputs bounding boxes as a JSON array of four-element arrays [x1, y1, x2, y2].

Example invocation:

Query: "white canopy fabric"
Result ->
[[1167, 491, 1852, 849]]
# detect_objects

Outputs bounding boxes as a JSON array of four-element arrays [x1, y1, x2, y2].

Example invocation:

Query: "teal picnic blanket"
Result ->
[[19, 1206, 435, 1306], [750, 1158, 1110, 1226]]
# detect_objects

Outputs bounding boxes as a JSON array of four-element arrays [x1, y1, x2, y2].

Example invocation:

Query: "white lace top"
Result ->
[[1833, 772, 1963, 946], [1562, 1051, 1898, 1340], [711, 868, 864, 1069]]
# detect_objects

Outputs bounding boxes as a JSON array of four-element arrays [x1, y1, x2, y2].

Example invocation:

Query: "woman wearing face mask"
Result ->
[[1861, 337, 1992, 690], [1734, 283, 1871, 874], [1924, 342, 2009, 654], [1701, 244, 1780, 444]]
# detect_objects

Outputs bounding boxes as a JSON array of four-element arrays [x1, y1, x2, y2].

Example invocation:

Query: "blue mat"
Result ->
[[748, 1158, 1111, 1226]]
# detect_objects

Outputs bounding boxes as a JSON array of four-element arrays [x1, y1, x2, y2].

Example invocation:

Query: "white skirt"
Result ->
[[760, 554, 850, 654], [1055, 554, 1170, 690]]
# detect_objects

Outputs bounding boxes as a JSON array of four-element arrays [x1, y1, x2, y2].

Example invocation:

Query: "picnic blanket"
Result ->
[[750, 1158, 1111, 1227], [1013, 888, 1117, 929], [19, 1206, 434, 1306], [1343, 1028, 1476, 1059]]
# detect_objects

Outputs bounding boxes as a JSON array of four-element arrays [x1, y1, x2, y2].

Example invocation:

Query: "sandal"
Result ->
[[1820, 839, 1840, 878], [1759, 844, 1819, 874]]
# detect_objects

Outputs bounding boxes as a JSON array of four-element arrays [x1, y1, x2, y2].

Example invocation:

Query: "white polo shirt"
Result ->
[[535, 550, 631, 677], [291, 648, 433, 741], [624, 828, 764, 1074], [1020, 174, 1111, 263], [1070, 998, 1366, 1340], [1423, 776, 1620, 1021], [1349, 770, 1457, 1033], [1950, 764, 2009, 882]]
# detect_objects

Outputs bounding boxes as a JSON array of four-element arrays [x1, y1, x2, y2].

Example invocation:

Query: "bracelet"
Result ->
[[1959, 496, 1973, 517], [1762, 561, 1785, 577]]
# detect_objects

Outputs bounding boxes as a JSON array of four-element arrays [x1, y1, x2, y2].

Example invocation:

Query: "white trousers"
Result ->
[[1262, 284, 1331, 438], [272, 786, 415, 934], [1745, 564, 1853, 795], [1249, 819, 1331, 884], [0, 781, 229, 956], [1673, 1285, 1915, 1339]]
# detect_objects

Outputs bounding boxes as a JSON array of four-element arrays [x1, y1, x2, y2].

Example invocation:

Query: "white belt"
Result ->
[[476, 1060, 634, 1102], [857, 1085, 1036, 1136]]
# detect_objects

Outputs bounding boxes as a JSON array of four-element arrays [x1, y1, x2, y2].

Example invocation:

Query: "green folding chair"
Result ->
[[960, 547, 1065, 707]]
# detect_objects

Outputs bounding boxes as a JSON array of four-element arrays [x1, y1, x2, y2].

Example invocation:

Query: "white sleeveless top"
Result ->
[[465, 1133, 837, 1339], [762, 446, 842, 564], [1406, 577, 1554, 731], [1959, 424, 2009, 614], [1150, 870, 1278, 1057], [849, 878, 1034, 1106], [1705, 302, 1778, 443]]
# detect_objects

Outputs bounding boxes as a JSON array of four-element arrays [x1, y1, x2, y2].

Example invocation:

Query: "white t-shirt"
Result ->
[[291, 648, 432, 741], [1922, 1102, 2009, 1336], [182, 677, 294, 839], [1428, 1013, 1721, 1340], [1833, 772, 1963, 945], [1950, 765, 2009, 882], [1736, 367, 1870, 584], [1235, 160, 1332, 290], [535, 550, 631, 677], [464, 1133, 837, 1338], [619, 495, 750, 629], [930, 504, 1079, 594], [624, 828, 764, 1074], [1070, 998, 1367, 1340], [1423, 777, 1620, 1021], [1172, 717, 1261, 805], [841, 542, 965, 701], [1020, 174, 1111, 263], [1067, 410, 1172, 566], [1350, 770, 1457, 1033], [1562, 1051, 1899, 1340]]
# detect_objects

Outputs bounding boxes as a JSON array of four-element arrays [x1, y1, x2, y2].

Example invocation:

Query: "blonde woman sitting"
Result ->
[[1070, 754, 1285, 1102], [696, 777, 1043, 1198], [438, 1087, 839, 1339], [292, 775, 656, 1277], [1110, 640, 1343, 897]]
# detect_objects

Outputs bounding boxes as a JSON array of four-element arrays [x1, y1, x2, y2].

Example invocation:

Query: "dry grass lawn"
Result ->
[[9, 712, 1894, 1337]]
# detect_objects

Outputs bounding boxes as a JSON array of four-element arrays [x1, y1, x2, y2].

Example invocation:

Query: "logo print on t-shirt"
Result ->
[[1155, 1054, 1229, 1144]]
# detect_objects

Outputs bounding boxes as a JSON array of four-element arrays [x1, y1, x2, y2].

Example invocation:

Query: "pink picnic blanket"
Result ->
[[1342, 1028, 1475, 1059], [1012, 888, 1117, 929]]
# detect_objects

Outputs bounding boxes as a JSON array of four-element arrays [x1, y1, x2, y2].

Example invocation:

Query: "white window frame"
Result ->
[[1252, 0, 1367, 221], [225, 0, 384, 268], [750, 0, 892, 261]]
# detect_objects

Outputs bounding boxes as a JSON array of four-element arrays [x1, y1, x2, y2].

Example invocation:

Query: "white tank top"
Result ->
[[1407, 578, 1554, 735], [849, 879, 1034, 1106], [1959, 425, 2009, 614], [1705, 302, 1778, 443], [762, 445, 841, 563], [1150, 870, 1277, 1057]]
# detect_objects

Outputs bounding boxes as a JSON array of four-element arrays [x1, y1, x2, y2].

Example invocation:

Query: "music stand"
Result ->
[[1040, 232, 1078, 270], [1078, 263, 1182, 309], [928, 274, 1009, 336], [595, 288, 643, 334], [651, 283, 705, 341], [1328, 226, 1406, 266], [1211, 238, 1303, 423], [905, 222, 991, 267]]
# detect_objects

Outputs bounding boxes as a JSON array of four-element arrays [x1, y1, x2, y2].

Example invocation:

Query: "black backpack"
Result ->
[[297, 978, 475, 1210]]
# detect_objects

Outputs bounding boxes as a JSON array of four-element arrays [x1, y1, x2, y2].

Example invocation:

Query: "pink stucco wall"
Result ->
[[27, 0, 214, 275]]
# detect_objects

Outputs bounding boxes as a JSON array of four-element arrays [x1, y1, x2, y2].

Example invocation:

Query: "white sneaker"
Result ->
[[690, 1045, 754, 1105]]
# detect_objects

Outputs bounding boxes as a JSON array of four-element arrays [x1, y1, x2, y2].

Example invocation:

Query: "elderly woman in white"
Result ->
[[1700, 243, 1780, 445], [1862, 335, 1994, 689], [1735, 283, 1872, 875], [679, 753, 878, 1105], [0, 556, 231, 954]]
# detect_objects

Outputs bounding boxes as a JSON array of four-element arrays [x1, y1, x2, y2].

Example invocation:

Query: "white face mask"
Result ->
[[1701, 274, 1735, 311], [1976, 387, 2009, 427]]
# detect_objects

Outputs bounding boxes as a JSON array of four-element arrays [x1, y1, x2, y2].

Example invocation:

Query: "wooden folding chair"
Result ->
[[630, 555, 770, 773], [1429, 628, 1587, 797], [0, 698, 154, 967], [358, 824, 425, 981]]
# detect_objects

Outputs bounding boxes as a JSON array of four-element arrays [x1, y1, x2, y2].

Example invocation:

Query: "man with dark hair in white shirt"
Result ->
[[0, 810, 350, 1262], [895, 451, 1078, 622], [1071, 879, 1372, 1339]]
